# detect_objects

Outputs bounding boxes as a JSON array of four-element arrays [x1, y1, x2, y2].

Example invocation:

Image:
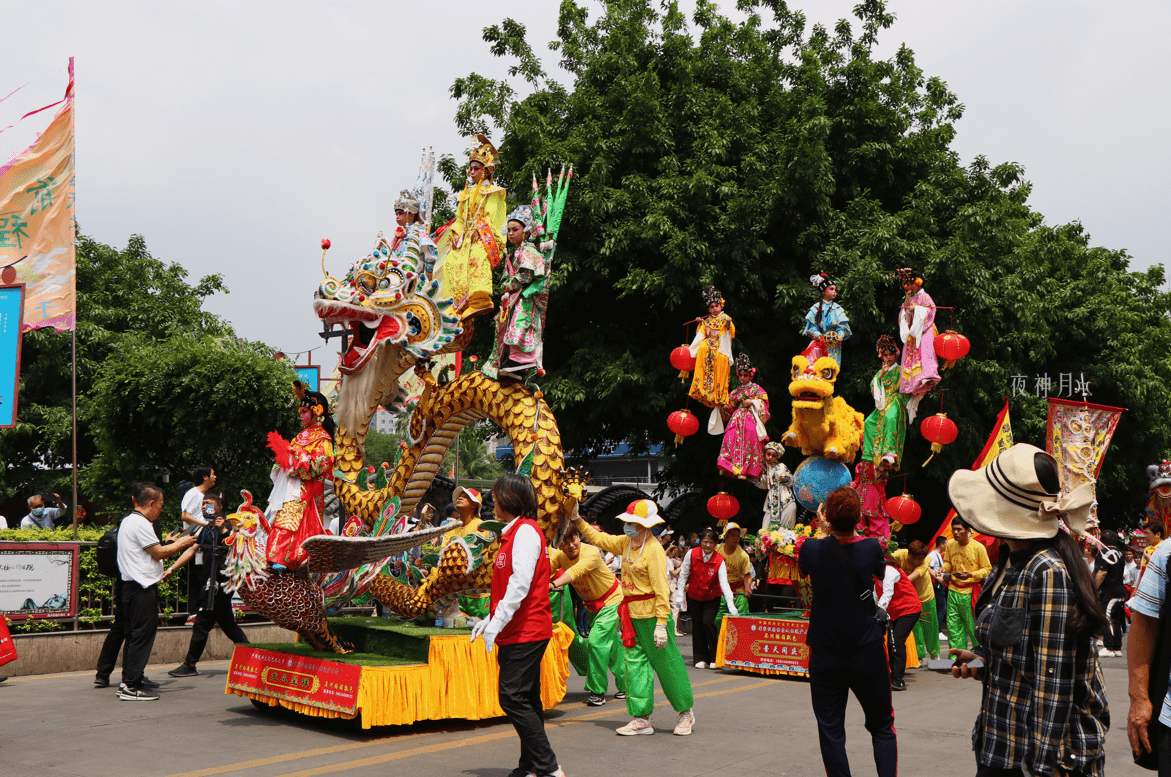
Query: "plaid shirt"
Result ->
[[972, 543, 1108, 777]]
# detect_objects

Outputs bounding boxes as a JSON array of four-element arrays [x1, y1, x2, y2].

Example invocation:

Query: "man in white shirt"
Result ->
[[180, 465, 217, 535], [117, 482, 196, 701]]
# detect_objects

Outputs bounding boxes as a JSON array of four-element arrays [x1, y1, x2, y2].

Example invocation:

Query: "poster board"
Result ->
[[0, 542, 79, 619]]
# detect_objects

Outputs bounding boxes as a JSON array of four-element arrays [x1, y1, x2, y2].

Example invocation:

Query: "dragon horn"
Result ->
[[238, 489, 253, 512]]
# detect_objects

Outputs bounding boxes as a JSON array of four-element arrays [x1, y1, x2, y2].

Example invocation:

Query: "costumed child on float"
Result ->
[[895, 267, 940, 408], [572, 500, 697, 736], [757, 442, 797, 531], [688, 286, 735, 433], [482, 205, 548, 380], [264, 384, 335, 572], [802, 272, 851, 365], [715, 353, 770, 481], [863, 334, 912, 472], [549, 522, 628, 707]]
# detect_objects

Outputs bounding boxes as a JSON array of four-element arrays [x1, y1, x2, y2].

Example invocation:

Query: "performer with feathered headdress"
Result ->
[[688, 286, 735, 421], [801, 272, 851, 366], [862, 334, 913, 471], [716, 353, 770, 480], [482, 204, 548, 380]]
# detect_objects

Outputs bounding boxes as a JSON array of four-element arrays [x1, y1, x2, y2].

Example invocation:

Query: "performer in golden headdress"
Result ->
[[435, 134, 507, 319]]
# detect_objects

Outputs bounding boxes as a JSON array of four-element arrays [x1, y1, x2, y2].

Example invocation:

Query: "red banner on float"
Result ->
[[227, 646, 362, 714], [719, 615, 811, 676]]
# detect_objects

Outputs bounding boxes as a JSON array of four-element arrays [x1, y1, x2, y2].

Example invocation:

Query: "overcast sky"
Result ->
[[1, 0, 1166, 362]]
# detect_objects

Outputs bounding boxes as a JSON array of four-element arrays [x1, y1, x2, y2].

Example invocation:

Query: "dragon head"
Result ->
[[788, 355, 841, 410], [313, 233, 462, 377]]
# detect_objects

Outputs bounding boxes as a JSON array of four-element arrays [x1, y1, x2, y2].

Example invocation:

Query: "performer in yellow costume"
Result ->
[[714, 522, 754, 635], [549, 524, 627, 706], [688, 286, 735, 432], [436, 134, 507, 318], [442, 486, 490, 619]]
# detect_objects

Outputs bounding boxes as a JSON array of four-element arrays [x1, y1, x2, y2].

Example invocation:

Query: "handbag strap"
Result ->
[[825, 536, 878, 617]]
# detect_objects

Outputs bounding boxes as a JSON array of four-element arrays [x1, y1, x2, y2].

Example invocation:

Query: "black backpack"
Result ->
[[95, 525, 120, 577]]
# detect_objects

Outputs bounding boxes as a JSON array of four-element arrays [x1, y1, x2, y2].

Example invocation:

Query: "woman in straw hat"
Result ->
[[573, 500, 696, 736], [947, 443, 1109, 777]]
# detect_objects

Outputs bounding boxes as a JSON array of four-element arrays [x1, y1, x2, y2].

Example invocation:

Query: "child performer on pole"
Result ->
[[572, 500, 696, 736], [550, 523, 627, 706], [470, 474, 564, 777]]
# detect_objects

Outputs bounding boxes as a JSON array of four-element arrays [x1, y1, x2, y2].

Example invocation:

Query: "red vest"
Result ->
[[489, 517, 553, 645], [685, 547, 725, 602], [877, 564, 921, 621]]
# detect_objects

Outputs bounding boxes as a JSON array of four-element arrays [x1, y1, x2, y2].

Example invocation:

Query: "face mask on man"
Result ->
[[623, 522, 641, 539], [31, 507, 45, 517]]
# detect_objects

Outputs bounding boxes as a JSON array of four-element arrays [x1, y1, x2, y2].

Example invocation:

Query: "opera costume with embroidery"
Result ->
[[688, 287, 735, 437], [896, 267, 940, 396], [716, 353, 770, 480], [862, 335, 912, 470], [801, 273, 851, 366], [482, 205, 548, 380]]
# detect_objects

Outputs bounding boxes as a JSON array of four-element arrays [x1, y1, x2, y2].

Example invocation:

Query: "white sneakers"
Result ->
[[694, 661, 706, 669], [1098, 648, 1121, 657], [674, 710, 695, 736], [616, 717, 654, 736]]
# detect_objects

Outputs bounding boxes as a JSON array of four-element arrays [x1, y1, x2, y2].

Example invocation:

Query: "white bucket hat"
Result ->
[[617, 499, 664, 528], [948, 443, 1095, 540]]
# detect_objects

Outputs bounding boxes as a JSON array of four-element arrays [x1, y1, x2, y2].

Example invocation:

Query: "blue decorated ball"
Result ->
[[792, 456, 853, 512]]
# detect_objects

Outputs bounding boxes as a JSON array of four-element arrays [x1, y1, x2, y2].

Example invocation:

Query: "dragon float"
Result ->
[[224, 169, 577, 651]]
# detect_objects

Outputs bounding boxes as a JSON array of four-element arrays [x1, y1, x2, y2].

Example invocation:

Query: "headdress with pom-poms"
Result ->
[[506, 204, 535, 234], [393, 189, 420, 214], [734, 352, 755, 375], [895, 267, 923, 286], [809, 272, 835, 295], [702, 285, 724, 309], [876, 334, 901, 356], [468, 133, 498, 177], [298, 387, 336, 439]]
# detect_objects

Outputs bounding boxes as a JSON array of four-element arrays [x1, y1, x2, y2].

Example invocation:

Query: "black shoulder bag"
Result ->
[[825, 538, 889, 628]]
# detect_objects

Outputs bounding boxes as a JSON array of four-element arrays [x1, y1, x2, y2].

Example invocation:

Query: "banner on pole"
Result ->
[[931, 398, 1014, 548], [0, 284, 24, 428], [0, 58, 76, 332], [1046, 398, 1126, 523]]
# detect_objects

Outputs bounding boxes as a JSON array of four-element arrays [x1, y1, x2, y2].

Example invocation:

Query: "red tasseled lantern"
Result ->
[[667, 409, 700, 446], [936, 330, 971, 370], [670, 345, 696, 382], [920, 413, 958, 466], [885, 493, 921, 525], [707, 492, 740, 526]]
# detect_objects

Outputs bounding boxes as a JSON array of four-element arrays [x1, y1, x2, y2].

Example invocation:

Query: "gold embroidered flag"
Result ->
[[0, 59, 76, 332], [931, 398, 1014, 547], [1046, 398, 1125, 523]]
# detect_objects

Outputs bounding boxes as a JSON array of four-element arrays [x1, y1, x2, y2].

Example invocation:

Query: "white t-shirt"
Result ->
[[118, 512, 164, 587], [181, 487, 206, 530]]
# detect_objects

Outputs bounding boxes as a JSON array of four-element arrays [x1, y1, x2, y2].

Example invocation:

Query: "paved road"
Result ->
[[0, 636, 1143, 777]]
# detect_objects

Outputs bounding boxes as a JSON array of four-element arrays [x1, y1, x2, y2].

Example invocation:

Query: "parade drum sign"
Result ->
[[1046, 399, 1125, 523], [0, 543, 79, 619], [721, 614, 811, 676], [228, 646, 363, 715], [0, 285, 24, 428]]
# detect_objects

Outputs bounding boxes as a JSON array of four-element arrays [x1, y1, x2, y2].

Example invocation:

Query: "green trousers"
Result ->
[[579, 603, 626, 696], [912, 599, 940, 659], [714, 593, 749, 637], [946, 589, 978, 650], [624, 614, 693, 718], [459, 596, 489, 619]]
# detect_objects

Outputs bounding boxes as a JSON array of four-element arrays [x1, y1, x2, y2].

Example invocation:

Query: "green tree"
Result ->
[[448, 0, 1171, 531]]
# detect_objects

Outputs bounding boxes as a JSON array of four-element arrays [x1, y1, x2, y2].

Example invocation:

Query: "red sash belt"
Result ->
[[730, 579, 745, 592], [618, 593, 656, 648], [582, 579, 620, 615]]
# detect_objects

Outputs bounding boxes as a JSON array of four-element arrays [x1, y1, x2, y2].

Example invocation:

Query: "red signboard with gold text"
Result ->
[[227, 646, 363, 715], [720, 614, 810, 676]]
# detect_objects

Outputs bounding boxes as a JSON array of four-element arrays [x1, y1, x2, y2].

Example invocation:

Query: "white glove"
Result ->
[[470, 618, 497, 652], [654, 623, 668, 649], [727, 602, 739, 616]]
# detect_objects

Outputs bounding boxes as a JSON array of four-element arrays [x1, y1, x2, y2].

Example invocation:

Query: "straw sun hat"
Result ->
[[948, 443, 1096, 541]]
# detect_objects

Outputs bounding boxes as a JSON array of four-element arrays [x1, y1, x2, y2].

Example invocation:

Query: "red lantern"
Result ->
[[920, 413, 958, 466], [885, 493, 921, 525], [670, 345, 696, 382], [707, 492, 740, 526], [936, 330, 971, 370], [667, 409, 700, 446]]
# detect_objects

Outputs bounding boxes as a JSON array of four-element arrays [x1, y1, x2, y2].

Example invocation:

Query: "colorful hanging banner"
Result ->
[[0, 58, 76, 332], [1046, 398, 1125, 522], [930, 398, 1014, 549], [0, 284, 24, 428]]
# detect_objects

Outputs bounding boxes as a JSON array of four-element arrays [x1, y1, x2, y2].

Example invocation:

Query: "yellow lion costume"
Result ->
[[782, 355, 864, 462]]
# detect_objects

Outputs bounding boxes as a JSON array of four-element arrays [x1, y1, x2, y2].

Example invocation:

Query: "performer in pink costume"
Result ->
[[716, 354, 770, 481], [896, 267, 940, 398]]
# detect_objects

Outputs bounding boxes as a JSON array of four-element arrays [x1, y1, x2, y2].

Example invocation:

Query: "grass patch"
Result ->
[[248, 642, 423, 667]]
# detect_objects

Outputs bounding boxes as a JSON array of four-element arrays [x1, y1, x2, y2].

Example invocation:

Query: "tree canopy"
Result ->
[[448, 0, 1171, 532]]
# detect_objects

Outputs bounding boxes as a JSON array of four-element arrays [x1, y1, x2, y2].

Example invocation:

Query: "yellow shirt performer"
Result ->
[[574, 500, 696, 736], [942, 517, 991, 650], [550, 525, 627, 706], [443, 487, 490, 619], [436, 134, 507, 319], [890, 540, 939, 661], [715, 522, 754, 635]]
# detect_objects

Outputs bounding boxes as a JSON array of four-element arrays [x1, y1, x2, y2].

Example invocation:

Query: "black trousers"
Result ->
[[497, 639, 557, 777], [687, 596, 720, 664], [809, 643, 897, 777], [185, 588, 248, 666], [121, 580, 159, 690], [95, 578, 125, 679], [1101, 595, 1126, 650], [978, 767, 1089, 777], [888, 612, 920, 683]]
